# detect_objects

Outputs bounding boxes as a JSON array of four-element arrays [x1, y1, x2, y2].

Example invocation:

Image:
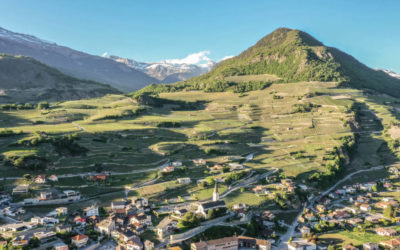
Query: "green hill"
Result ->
[[0, 54, 120, 104], [137, 28, 400, 97]]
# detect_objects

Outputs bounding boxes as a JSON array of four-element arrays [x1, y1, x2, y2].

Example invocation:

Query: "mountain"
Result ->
[[379, 69, 400, 79], [138, 28, 400, 97], [0, 27, 159, 92], [0, 54, 120, 104], [107, 54, 216, 83]]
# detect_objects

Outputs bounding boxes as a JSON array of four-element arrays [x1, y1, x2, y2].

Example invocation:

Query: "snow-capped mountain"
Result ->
[[379, 69, 400, 80], [106, 52, 216, 83], [0, 26, 158, 92]]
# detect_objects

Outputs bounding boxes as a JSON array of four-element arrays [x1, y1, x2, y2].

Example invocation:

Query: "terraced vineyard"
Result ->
[[2, 77, 398, 213]]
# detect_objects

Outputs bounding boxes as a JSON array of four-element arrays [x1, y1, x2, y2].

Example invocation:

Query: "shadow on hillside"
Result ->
[[0, 111, 32, 128]]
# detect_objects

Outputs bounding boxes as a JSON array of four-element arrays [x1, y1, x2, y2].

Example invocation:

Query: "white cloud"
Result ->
[[163, 51, 212, 65]]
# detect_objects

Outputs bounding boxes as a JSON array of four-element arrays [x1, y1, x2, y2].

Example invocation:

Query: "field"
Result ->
[[1, 79, 400, 208]]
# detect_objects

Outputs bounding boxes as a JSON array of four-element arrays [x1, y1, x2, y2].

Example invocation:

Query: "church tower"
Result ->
[[213, 182, 219, 201]]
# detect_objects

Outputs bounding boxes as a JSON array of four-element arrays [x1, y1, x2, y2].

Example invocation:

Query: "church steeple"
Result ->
[[213, 182, 219, 201]]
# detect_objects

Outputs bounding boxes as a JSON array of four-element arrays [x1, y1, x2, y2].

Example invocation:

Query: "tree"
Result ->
[[327, 245, 335, 250], [28, 237, 40, 248], [205, 176, 215, 186], [37, 101, 49, 110], [23, 174, 32, 182], [178, 212, 200, 228]]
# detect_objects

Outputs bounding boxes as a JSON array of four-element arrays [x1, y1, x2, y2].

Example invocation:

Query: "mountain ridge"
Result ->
[[0, 54, 120, 104], [136, 28, 400, 98], [0, 26, 159, 92]]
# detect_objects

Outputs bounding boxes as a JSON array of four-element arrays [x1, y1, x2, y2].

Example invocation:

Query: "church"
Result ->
[[195, 183, 226, 218]]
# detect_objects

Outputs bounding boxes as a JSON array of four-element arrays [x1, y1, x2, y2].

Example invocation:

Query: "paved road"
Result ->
[[275, 165, 385, 249], [220, 168, 278, 199]]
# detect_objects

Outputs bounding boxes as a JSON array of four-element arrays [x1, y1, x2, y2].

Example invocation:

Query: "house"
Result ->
[[379, 238, 400, 249], [195, 200, 226, 218], [12, 185, 29, 195], [3, 206, 25, 216], [362, 242, 379, 250], [144, 240, 154, 250], [90, 174, 107, 181], [48, 175, 58, 182], [298, 184, 308, 191], [83, 205, 99, 217], [366, 215, 382, 223], [281, 179, 294, 186], [63, 190, 78, 197], [376, 201, 399, 209], [112, 201, 126, 210], [342, 245, 358, 250], [177, 177, 191, 184], [347, 218, 363, 227], [375, 227, 397, 237], [39, 191, 53, 200], [304, 213, 317, 222], [191, 236, 271, 250], [300, 226, 311, 234], [193, 159, 206, 166], [232, 203, 247, 215], [54, 242, 69, 250], [35, 175, 46, 184], [12, 236, 29, 247], [316, 205, 325, 213], [71, 234, 88, 248], [172, 208, 188, 219], [96, 218, 115, 236], [331, 210, 350, 219], [346, 187, 356, 194], [171, 161, 182, 167], [119, 230, 137, 243], [34, 231, 56, 244], [133, 197, 149, 208], [261, 211, 275, 221], [360, 204, 371, 212], [130, 213, 152, 226], [56, 224, 72, 233], [209, 164, 224, 172], [191, 237, 238, 250], [229, 163, 244, 171], [55, 207, 68, 215], [156, 217, 177, 239], [73, 216, 86, 225], [384, 182, 393, 189], [163, 166, 175, 173], [253, 185, 269, 195], [126, 235, 143, 250], [287, 241, 316, 250]]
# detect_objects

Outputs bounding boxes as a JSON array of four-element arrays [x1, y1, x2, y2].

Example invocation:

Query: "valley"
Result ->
[[1, 27, 400, 249]]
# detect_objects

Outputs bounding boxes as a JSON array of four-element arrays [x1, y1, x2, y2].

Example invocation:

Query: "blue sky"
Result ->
[[1, 0, 399, 71]]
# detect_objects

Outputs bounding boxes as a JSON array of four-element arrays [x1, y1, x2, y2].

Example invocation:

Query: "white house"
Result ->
[[177, 178, 191, 184], [83, 205, 99, 217], [48, 175, 58, 182]]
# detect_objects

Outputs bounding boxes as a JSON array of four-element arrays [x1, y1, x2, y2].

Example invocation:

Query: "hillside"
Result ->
[[0, 27, 159, 92], [138, 28, 400, 97], [2, 28, 400, 227], [0, 54, 120, 103]]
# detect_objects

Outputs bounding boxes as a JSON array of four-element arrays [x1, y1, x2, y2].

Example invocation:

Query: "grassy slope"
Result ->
[[137, 28, 400, 98]]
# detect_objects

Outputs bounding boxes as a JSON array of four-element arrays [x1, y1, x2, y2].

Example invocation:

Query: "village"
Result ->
[[2, 158, 400, 250]]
